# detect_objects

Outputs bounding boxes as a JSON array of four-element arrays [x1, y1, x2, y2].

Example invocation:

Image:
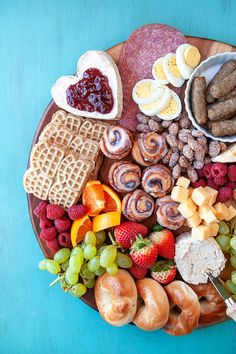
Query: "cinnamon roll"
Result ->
[[132, 132, 167, 166], [142, 164, 174, 198], [122, 189, 154, 222], [100, 126, 133, 159], [109, 161, 141, 193], [155, 196, 185, 230]]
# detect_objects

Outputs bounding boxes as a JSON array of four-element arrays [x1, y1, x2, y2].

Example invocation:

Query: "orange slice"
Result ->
[[102, 184, 122, 213], [82, 180, 105, 216], [71, 215, 93, 247], [93, 211, 121, 233]]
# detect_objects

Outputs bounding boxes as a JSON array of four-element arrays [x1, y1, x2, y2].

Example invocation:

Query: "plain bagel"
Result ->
[[94, 269, 137, 326], [133, 278, 169, 331]]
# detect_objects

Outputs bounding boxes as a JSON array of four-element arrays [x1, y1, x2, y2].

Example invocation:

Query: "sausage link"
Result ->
[[191, 76, 207, 125], [210, 117, 236, 137]]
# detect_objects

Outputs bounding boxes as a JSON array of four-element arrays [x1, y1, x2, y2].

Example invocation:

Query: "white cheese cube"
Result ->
[[178, 198, 197, 218], [171, 186, 189, 203], [204, 186, 218, 206], [187, 212, 202, 228], [191, 187, 210, 206], [191, 225, 211, 240], [176, 177, 190, 189]]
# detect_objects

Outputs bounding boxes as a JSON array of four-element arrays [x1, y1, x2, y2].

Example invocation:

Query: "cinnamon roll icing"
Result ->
[[142, 164, 174, 198], [109, 161, 141, 193], [155, 195, 185, 230], [100, 126, 133, 159], [132, 132, 167, 166], [122, 189, 154, 222]]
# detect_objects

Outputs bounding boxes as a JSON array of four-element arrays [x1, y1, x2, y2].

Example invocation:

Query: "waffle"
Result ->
[[23, 168, 53, 200], [79, 120, 109, 142], [39, 123, 75, 148], [69, 136, 100, 162], [49, 182, 81, 208], [51, 110, 83, 134]]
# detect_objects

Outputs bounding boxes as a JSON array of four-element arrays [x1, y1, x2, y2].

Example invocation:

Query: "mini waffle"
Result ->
[[79, 119, 109, 142], [39, 123, 75, 148], [69, 135, 100, 162], [51, 110, 83, 134], [23, 168, 53, 200], [49, 182, 81, 208]]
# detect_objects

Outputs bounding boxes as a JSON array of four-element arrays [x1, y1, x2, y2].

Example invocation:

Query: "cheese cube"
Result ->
[[187, 211, 202, 228], [176, 177, 190, 189], [178, 198, 197, 218], [198, 205, 216, 219], [204, 210, 218, 224], [203, 221, 219, 237], [225, 205, 236, 221], [204, 186, 218, 206], [191, 187, 210, 206], [214, 202, 229, 220], [191, 225, 211, 240], [171, 186, 189, 203]]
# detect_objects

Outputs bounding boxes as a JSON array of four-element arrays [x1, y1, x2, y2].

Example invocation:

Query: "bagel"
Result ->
[[190, 283, 226, 326], [164, 280, 201, 336], [133, 278, 169, 331], [94, 269, 137, 326]]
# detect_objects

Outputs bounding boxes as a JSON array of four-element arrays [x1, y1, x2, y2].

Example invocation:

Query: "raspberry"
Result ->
[[39, 218, 53, 229], [214, 176, 228, 186], [203, 164, 213, 179], [40, 227, 57, 241], [226, 181, 236, 189], [46, 204, 65, 220], [46, 238, 61, 253], [34, 201, 47, 219], [207, 178, 219, 190], [68, 204, 88, 220], [191, 178, 206, 188], [211, 163, 227, 178], [54, 216, 71, 232], [197, 168, 205, 178], [58, 232, 72, 248], [216, 187, 233, 203], [228, 165, 236, 182]]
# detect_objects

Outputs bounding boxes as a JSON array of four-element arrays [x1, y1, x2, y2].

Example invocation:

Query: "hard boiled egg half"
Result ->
[[138, 85, 172, 116], [157, 89, 182, 120], [176, 44, 201, 79]]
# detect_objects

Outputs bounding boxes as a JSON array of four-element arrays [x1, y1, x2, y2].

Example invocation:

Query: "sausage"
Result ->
[[207, 96, 236, 121], [191, 76, 207, 125], [218, 87, 236, 102], [210, 68, 236, 99], [206, 60, 236, 103], [209, 117, 236, 137]]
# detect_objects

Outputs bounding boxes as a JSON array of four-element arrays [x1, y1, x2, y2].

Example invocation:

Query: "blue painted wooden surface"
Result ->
[[1, 0, 236, 353]]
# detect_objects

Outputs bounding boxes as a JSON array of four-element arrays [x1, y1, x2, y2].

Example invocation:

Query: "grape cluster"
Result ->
[[216, 219, 236, 299], [38, 230, 132, 298]]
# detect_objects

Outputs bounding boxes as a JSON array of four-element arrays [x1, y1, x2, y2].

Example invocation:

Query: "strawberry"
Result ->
[[149, 229, 175, 259], [151, 260, 177, 285], [130, 236, 158, 268], [129, 263, 148, 279], [114, 221, 148, 249]]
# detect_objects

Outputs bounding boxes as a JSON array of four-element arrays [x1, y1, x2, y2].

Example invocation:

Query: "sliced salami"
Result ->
[[118, 24, 187, 131]]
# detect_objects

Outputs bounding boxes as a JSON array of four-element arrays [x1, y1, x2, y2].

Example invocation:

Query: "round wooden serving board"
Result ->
[[28, 36, 236, 318]]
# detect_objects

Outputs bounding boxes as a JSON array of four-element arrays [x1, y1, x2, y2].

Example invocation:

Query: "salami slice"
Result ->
[[118, 24, 187, 131]]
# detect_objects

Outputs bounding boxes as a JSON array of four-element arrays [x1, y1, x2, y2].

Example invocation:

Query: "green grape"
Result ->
[[81, 241, 86, 251], [69, 254, 82, 273], [61, 259, 70, 272], [95, 230, 106, 245], [38, 259, 49, 270], [88, 256, 100, 272], [65, 269, 78, 285], [226, 280, 236, 294], [116, 252, 133, 269], [84, 244, 97, 260], [218, 221, 230, 235], [54, 248, 71, 264], [231, 270, 236, 285], [83, 277, 95, 289], [100, 245, 117, 267], [216, 234, 231, 251], [80, 263, 96, 280], [95, 266, 106, 276], [230, 236, 236, 250], [230, 255, 236, 268], [71, 283, 87, 297], [106, 263, 118, 275], [230, 248, 236, 256], [71, 247, 84, 263], [84, 231, 96, 245], [46, 260, 61, 274], [97, 243, 108, 256]]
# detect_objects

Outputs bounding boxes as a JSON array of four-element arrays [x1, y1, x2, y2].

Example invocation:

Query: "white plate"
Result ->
[[185, 52, 236, 143]]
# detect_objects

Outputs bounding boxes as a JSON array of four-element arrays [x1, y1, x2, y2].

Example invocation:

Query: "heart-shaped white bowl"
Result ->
[[185, 52, 236, 143]]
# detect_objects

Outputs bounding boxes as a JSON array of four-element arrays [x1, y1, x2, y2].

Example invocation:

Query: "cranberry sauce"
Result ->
[[66, 68, 114, 114]]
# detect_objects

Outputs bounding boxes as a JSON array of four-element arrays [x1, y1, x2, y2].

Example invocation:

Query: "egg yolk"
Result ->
[[184, 46, 201, 68], [168, 56, 182, 78], [153, 62, 167, 80], [135, 82, 153, 99], [159, 98, 177, 116]]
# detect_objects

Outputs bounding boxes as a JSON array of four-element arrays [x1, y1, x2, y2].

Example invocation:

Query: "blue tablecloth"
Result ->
[[1, 1, 235, 353]]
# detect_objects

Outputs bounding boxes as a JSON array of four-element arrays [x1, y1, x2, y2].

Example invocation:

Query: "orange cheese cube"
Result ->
[[171, 186, 189, 203], [187, 211, 202, 228], [204, 186, 218, 206], [178, 198, 197, 218], [225, 205, 236, 221], [191, 225, 211, 240], [202, 221, 219, 237], [191, 187, 210, 206], [214, 203, 229, 220], [176, 177, 190, 189]]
